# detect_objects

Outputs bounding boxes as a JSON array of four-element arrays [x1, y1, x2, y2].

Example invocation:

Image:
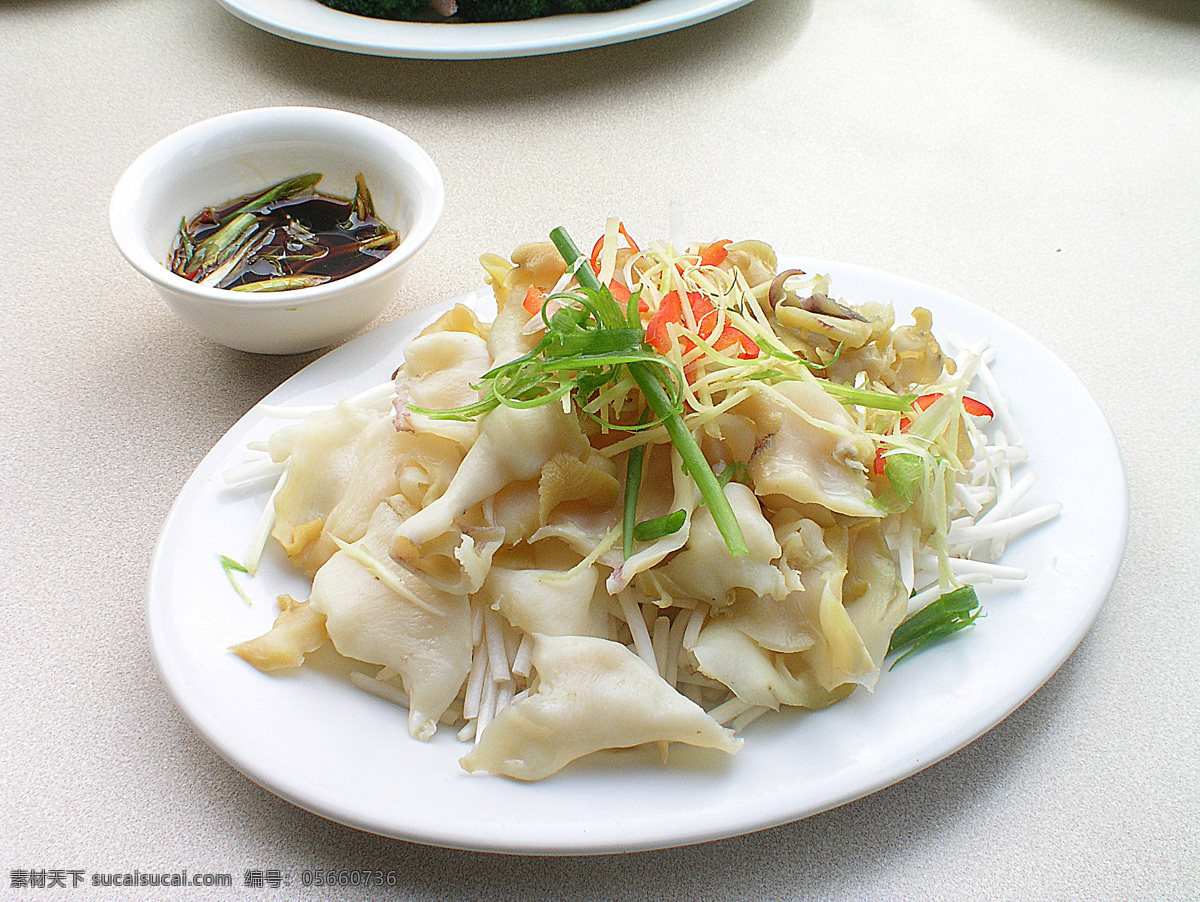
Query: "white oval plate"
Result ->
[[147, 257, 1127, 854], [213, 0, 757, 59]]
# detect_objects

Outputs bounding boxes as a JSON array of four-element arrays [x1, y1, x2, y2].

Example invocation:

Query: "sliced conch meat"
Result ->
[[230, 595, 328, 672], [310, 501, 471, 741], [742, 381, 880, 518], [393, 330, 491, 449], [394, 401, 589, 548], [269, 403, 408, 577], [460, 635, 742, 780]]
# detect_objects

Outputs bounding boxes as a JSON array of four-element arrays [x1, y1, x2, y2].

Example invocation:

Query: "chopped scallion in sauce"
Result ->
[[168, 173, 400, 291]]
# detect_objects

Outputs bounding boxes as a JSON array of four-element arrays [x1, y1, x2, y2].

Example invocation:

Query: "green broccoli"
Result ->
[[317, 0, 428, 19], [551, 0, 645, 13], [453, 0, 556, 20]]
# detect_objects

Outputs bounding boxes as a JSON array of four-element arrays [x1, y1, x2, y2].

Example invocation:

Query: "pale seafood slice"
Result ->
[[476, 565, 607, 639], [689, 619, 849, 711], [393, 329, 491, 449], [742, 381, 880, 518], [269, 403, 406, 577], [655, 482, 790, 607], [229, 595, 328, 672], [460, 635, 742, 781], [310, 501, 471, 741], [394, 402, 589, 548]]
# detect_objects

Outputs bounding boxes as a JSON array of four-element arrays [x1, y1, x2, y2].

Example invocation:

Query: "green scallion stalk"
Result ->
[[176, 217, 194, 264], [622, 410, 649, 560], [549, 226, 748, 557], [633, 509, 686, 542], [219, 554, 253, 606], [887, 585, 982, 667], [696, 461, 751, 510], [748, 370, 917, 412], [350, 172, 375, 220], [188, 212, 259, 275], [222, 172, 322, 224]]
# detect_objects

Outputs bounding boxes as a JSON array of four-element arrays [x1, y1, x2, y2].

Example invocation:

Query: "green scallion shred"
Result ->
[[821, 383, 917, 411], [632, 509, 686, 542], [887, 585, 982, 668], [219, 554, 253, 606], [626, 288, 643, 329], [406, 227, 753, 556], [717, 460, 750, 489], [622, 410, 650, 559], [745, 369, 915, 411], [884, 451, 926, 505], [753, 337, 843, 370]]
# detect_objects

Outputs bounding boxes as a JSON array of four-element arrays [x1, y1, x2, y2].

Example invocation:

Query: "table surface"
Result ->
[[2, 0, 1197, 899]]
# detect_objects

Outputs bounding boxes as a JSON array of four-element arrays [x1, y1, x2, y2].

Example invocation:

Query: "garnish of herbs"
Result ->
[[409, 226, 749, 558]]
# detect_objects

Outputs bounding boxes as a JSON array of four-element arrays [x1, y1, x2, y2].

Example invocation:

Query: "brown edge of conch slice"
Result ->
[[481, 242, 567, 312], [230, 594, 329, 671]]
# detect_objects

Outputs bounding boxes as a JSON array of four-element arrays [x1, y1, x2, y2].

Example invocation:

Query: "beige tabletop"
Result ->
[[2, 0, 1198, 899]]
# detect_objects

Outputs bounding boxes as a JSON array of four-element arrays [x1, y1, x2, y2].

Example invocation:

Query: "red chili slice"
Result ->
[[698, 239, 732, 267], [873, 445, 888, 475], [900, 393, 994, 431], [961, 396, 994, 418], [522, 285, 548, 316], [645, 290, 758, 361], [645, 290, 684, 354]]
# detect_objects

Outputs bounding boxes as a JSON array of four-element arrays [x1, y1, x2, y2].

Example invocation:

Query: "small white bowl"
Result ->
[[110, 107, 444, 354]]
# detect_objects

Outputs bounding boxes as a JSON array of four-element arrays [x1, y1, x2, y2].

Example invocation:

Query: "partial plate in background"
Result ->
[[213, 0, 758, 58]]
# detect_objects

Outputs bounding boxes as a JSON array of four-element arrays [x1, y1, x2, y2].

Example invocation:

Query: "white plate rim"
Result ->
[[212, 0, 758, 58], [146, 255, 1128, 854]]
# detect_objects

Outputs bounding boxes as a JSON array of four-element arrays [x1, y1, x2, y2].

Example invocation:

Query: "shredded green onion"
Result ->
[[753, 336, 842, 370], [622, 410, 650, 559], [414, 226, 749, 558], [887, 585, 982, 667], [717, 460, 750, 489], [633, 509, 686, 542], [747, 370, 916, 412], [409, 284, 682, 431], [884, 452, 926, 505], [550, 227, 749, 558], [219, 554, 253, 606]]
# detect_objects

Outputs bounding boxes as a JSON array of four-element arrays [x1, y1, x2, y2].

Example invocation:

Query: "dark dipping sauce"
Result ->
[[168, 173, 400, 292]]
